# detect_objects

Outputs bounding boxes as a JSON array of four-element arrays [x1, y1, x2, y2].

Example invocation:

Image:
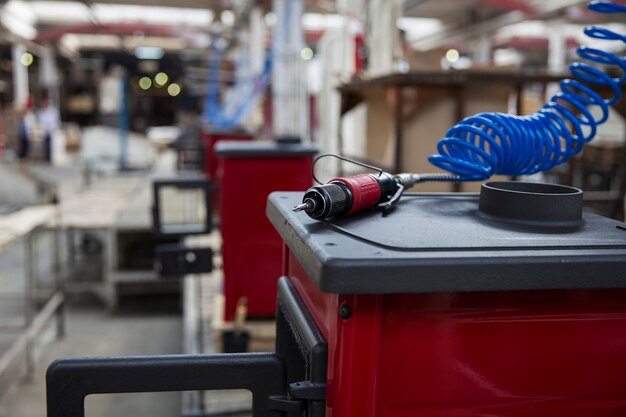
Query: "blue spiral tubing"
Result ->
[[428, 1, 626, 181]]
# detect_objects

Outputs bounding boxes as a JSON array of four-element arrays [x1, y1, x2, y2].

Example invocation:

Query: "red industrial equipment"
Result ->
[[200, 128, 253, 212], [268, 183, 626, 417], [216, 141, 317, 319], [200, 128, 253, 180], [46, 182, 626, 417]]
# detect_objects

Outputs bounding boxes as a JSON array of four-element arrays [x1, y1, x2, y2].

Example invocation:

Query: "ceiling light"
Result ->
[[220, 10, 235, 26], [167, 83, 181, 97], [124, 36, 185, 51], [20, 52, 34, 67], [300, 47, 314, 61], [264, 12, 276, 26], [62, 33, 121, 49], [445, 49, 460, 63], [1, 2, 37, 40], [91, 3, 213, 27], [154, 72, 168, 87], [135, 47, 164, 60], [139, 76, 152, 90]]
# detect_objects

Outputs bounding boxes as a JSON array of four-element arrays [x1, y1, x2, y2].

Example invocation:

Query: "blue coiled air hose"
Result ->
[[426, 1, 626, 182]]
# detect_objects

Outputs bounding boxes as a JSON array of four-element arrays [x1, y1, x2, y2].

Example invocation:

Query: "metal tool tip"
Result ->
[[293, 202, 310, 212], [293, 199, 315, 212]]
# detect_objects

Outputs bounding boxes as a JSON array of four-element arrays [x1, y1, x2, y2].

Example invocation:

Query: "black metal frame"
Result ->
[[152, 178, 212, 237], [47, 353, 286, 417], [45, 277, 328, 417], [276, 277, 327, 417]]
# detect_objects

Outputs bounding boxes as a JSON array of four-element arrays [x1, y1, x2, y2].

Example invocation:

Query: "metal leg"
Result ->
[[103, 229, 117, 311], [196, 275, 205, 414], [24, 233, 36, 380], [182, 276, 202, 415], [53, 225, 65, 339], [67, 228, 75, 270]]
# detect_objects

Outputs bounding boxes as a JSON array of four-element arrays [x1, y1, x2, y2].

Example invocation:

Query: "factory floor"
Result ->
[[0, 295, 183, 417], [0, 127, 183, 417]]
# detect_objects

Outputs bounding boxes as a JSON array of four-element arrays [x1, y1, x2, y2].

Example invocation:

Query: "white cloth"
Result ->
[[99, 75, 122, 114], [37, 106, 60, 134]]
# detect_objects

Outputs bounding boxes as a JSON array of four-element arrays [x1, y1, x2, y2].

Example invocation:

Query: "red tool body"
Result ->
[[293, 172, 398, 219], [332, 174, 387, 215], [293, 161, 457, 219]]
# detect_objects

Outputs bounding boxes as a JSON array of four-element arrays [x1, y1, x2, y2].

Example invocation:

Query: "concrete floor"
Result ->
[[0, 131, 184, 417], [0, 296, 183, 417]]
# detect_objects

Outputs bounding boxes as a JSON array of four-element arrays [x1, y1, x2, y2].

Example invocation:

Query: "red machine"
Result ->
[[46, 182, 626, 417], [216, 141, 317, 319], [200, 128, 253, 180], [267, 183, 626, 417], [199, 128, 253, 213]]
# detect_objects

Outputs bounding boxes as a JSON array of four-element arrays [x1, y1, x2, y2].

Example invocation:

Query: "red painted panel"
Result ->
[[200, 129, 252, 214], [376, 291, 626, 416], [287, 251, 337, 340], [221, 156, 313, 319], [200, 129, 252, 180], [286, 256, 626, 417]]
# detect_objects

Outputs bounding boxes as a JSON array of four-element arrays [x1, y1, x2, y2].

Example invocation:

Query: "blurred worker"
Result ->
[[17, 95, 36, 160], [99, 65, 124, 127], [37, 95, 60, 162]]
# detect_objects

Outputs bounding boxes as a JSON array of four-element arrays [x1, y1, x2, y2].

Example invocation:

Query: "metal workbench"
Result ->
[[0, 205, 64, 392]]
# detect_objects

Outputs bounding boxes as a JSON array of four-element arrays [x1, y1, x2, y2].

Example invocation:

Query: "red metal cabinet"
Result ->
[[217, 141, 317, 319], [286, 255, 626, 417], [267, 191, 626, 417], [200, 128, 253, 180], [200, 128, 253, 213]]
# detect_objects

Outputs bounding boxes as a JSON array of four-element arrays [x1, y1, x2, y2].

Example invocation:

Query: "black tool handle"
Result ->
[[46, 353, 286, 417]]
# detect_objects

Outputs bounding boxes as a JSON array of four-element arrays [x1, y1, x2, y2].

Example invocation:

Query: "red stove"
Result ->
[[46, 182, 626, 417], [266, 183, 626, 417], [216, 141, 317, 319], [200, 128, 253, 180], [200, 128, 253, 213]]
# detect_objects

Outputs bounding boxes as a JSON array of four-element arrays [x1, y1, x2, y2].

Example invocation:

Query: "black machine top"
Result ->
[[215, 141, 318, 158], [267, 191, 626, 294]]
